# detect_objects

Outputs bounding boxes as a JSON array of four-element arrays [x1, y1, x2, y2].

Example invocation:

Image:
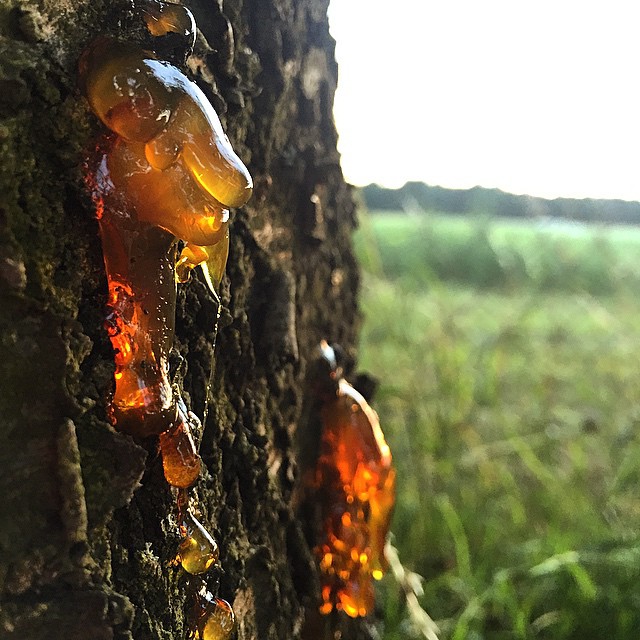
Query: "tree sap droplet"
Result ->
[[203, 229, 230, 292], [141, 0, 196, 50], [177, 511, 219, 575], [98, 221, 178, 436], [176, 243, 211, 284], [160, 409, 201, 487], [201, 597, 235, 640], [312, 354, 396, 617], [81, 17, 248, 637], [80, 35, 252, 436], [176, 228, 229, 296], [168, 92, 253, 208], [188, 588, 235, 640]]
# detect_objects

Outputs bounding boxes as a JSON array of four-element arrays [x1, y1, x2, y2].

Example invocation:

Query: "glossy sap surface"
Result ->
[[177, 511, 219, 575], [81, 37, 252, 210], [315, 379, 396, 617], [81, 35, 252, 436], [201, 598, 235, 640], [159, 409, 202, 488], [189, 593, 235, 640], [141, 0, 196, 46]]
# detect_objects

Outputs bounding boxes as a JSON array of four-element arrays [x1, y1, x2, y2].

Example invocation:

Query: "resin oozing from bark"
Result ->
[[80, 35, 252, 437], [313, 345, 396, 618], [176, 231, 230, 294], [160, 406, 202, 487], [177, 510, 220, 575], [141, 0, 196, 47], [176, 493, 232, 639], [82, 8, 243, 636], [189, 592, 236, 640]]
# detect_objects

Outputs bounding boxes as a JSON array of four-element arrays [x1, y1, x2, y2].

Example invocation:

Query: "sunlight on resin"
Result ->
[[80, 33, 251, 436], [313, 342, 396, 617]]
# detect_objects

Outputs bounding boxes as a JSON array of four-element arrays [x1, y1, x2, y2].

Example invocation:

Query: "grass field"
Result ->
[[354, 211, 640, 639], [356, 211, 640, 295]]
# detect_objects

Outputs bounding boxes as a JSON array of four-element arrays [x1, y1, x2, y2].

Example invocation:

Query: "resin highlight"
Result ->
[[81, 35, 252, 436], [160, 408, 202, 488], [189, 591, 235, 640], [312, 344, 396, 617], [177, 511, 220, 575]]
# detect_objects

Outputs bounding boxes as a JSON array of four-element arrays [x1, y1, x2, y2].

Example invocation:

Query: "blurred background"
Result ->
[[328, 1, 640, 638]]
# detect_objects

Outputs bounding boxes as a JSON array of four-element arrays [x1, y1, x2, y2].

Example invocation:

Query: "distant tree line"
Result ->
[[361, 182, 640, 224]]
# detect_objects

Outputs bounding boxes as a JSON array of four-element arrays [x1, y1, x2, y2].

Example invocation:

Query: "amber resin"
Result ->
[[141, 0, 196, 47], [81, 33, 252, 436], [202, 599, 235, 640], [176, 494, 230, 637], [160, 408, 202, 487], [177, 510, 220, 575], [176, 230, 230, 295], [313, 349, 396, 618], [189, 591, 236, 640], [82, 5, 246, 634]]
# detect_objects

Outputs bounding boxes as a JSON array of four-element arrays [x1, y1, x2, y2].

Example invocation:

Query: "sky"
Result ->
[[328, 0, 640, 201]]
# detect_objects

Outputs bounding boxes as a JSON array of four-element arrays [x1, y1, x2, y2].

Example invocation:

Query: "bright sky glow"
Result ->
[[328, 0, 640, 201]]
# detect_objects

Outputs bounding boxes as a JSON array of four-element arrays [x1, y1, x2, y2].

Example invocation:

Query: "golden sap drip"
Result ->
[[313, 356, 396, 618], [177, 511, 220, 575], [80, 34, 252, 436], [82, 5, 242, 635], [141, 0, 196, 45], [191, 595, 236, 640], [160, 408, 202, 488], [176, 229, 230, 294]]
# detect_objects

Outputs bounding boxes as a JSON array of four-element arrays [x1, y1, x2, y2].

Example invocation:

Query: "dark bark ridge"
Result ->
[[0, 0, 362, 638]]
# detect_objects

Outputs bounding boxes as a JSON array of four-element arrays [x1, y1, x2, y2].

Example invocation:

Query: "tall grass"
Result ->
[[356, 211, 640, 639]]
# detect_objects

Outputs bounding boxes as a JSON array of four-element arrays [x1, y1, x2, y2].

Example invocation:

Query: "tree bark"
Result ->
[[0, 0, 367, 638]]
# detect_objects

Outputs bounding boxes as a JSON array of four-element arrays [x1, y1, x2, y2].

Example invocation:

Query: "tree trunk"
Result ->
[[0, 0, 368, 638]]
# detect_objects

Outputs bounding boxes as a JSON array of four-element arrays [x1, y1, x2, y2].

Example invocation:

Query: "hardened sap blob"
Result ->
[[141, 0, 196, 47], [81, 8, 247, 636], [312, 343, 396, 617], [80, 34, 252, 436], [201, 598, 235, 640], [189, 589, 236, 640], [160, 407, 202, 487], [177, 510, 220, 575]]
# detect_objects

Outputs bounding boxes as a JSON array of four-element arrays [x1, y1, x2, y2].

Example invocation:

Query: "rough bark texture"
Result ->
[[0, 0, 371, 638]]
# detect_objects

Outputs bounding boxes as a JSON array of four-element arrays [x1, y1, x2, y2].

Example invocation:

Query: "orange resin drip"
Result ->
[[176, 230, 230, 295], [177, 510, 219, 575], [80, 33, 252, 436], [101, 241, 178, 435], [83, 8, 243, 636], [189, 590, 235, 640], [141, 0, 196, 45], [201, 599, 235, 640], [160, 408, 201, 487], [314, 376, 396, 618]]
